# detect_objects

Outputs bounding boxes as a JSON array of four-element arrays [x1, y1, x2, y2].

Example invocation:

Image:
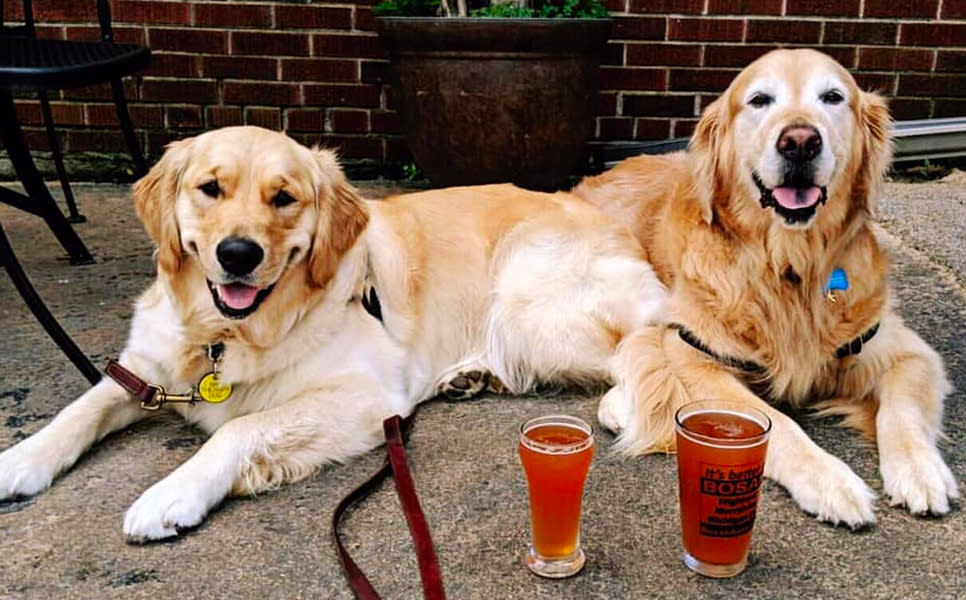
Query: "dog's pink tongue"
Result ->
[[772, 186, 822, 209], [218, 283, 260, 310]]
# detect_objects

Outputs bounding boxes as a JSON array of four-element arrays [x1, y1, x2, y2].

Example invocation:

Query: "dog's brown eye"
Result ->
[[748, 92, 773, 108], [198, 180, 220, 198], [821, 90, 844, 105], [273, 190, 297, 208]]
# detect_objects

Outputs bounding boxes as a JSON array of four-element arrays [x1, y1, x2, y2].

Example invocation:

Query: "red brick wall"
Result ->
[[601, 0, 966, 141], [5, 0, 966, 174]]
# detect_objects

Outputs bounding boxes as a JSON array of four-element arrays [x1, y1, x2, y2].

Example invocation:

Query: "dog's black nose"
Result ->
[[777, 125, 822, 162], [216, 237, 264, 276]]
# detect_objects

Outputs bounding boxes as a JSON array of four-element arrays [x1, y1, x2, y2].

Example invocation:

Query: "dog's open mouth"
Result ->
[[752, 171, 827, 225], [207, 281, 276, 319]]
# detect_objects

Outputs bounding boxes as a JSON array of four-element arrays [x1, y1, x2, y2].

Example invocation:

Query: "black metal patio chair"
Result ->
[[0, 0, 150, 383], [2, 0, 150, 222]]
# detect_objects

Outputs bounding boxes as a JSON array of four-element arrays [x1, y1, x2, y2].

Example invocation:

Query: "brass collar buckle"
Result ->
[[139, 385, 200, 411]]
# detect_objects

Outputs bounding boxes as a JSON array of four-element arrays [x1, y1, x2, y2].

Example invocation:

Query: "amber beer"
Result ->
[[675, 400, 771, 578], [518, 415, 595, 578]]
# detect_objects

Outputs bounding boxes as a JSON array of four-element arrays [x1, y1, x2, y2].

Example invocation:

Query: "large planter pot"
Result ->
[[376, 17, 611, 191]]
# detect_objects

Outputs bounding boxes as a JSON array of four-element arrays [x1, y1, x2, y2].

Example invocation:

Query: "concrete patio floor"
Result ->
[[0, 179, 964, 599]]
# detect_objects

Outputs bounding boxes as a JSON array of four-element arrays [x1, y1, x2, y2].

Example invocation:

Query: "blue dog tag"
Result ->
[[825, 268, 849, 301]]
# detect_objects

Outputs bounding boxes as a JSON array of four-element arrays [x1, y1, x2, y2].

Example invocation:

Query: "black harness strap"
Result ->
[[671, 322, 881, 373], [835, 322, 880, 358], [672, 324, 766, 374], [362, 285, 383, 323]]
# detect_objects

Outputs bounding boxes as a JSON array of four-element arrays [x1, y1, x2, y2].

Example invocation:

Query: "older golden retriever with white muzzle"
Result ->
[[576, 49, 958, 527], [0, 126, 666, 541]]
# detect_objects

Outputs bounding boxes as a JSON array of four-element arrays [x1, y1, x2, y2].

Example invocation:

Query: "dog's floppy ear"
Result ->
[[133, 138, 192, 276], [688, 96, 727, 224], [856, 91, 892, 215], [308, 148, 370, 288]]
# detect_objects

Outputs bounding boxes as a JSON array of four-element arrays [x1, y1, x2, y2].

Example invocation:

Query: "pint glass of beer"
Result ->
[[675, 400, 771, 578], [518, 414, 595, 578]]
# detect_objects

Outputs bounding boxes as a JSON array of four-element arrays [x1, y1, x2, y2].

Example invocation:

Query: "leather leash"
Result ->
[[332, 414, 447, 600], [108, 355, 445, 597]]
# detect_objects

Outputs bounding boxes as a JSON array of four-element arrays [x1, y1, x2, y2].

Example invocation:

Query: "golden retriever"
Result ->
[[0, 126, 666, 541], [576, 48, 958, 527]]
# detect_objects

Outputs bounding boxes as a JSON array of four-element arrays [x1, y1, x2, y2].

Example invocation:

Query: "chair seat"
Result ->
[[0, 36, 150, 90]]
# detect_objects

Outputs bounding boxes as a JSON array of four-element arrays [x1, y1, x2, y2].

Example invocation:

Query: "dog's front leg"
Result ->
[[123, 387, 393, 542], [686, 368, 879, 528], [0, 377, 146, 499], [873, 322, 959, 515], [610, 326, 877, 527]]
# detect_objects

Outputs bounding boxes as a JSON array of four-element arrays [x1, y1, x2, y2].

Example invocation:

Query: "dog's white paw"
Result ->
[[597, 385, 631, 434], [123, 476, 212, 543], [881, 445, 959, 516], [786, 455, 877, 528], [0, 441, 57, 500]]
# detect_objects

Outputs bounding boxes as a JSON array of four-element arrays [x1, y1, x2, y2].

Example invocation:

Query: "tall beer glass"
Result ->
[[675, 400, 771, 578], [518, 414, 595, 579]]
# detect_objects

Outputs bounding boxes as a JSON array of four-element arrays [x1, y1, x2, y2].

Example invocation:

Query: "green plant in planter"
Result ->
[[374, 0, 607, 18], [373, 0, 439, 17]]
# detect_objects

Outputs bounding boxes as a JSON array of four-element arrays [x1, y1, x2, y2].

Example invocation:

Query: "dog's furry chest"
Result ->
[[678, 241, 888, 403], [123, 278, 410, 433]]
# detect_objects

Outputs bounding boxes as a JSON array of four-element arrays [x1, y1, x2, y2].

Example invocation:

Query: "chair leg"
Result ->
[[111, 79, 147, 178], [39, 90, 86, 224], [0, 90, 93, 265], [0, 217, 101, 384]]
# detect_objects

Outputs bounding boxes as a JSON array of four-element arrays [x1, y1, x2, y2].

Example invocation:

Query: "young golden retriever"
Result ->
[[0, 126, 666, 541], [576, 48, 958, 527]]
